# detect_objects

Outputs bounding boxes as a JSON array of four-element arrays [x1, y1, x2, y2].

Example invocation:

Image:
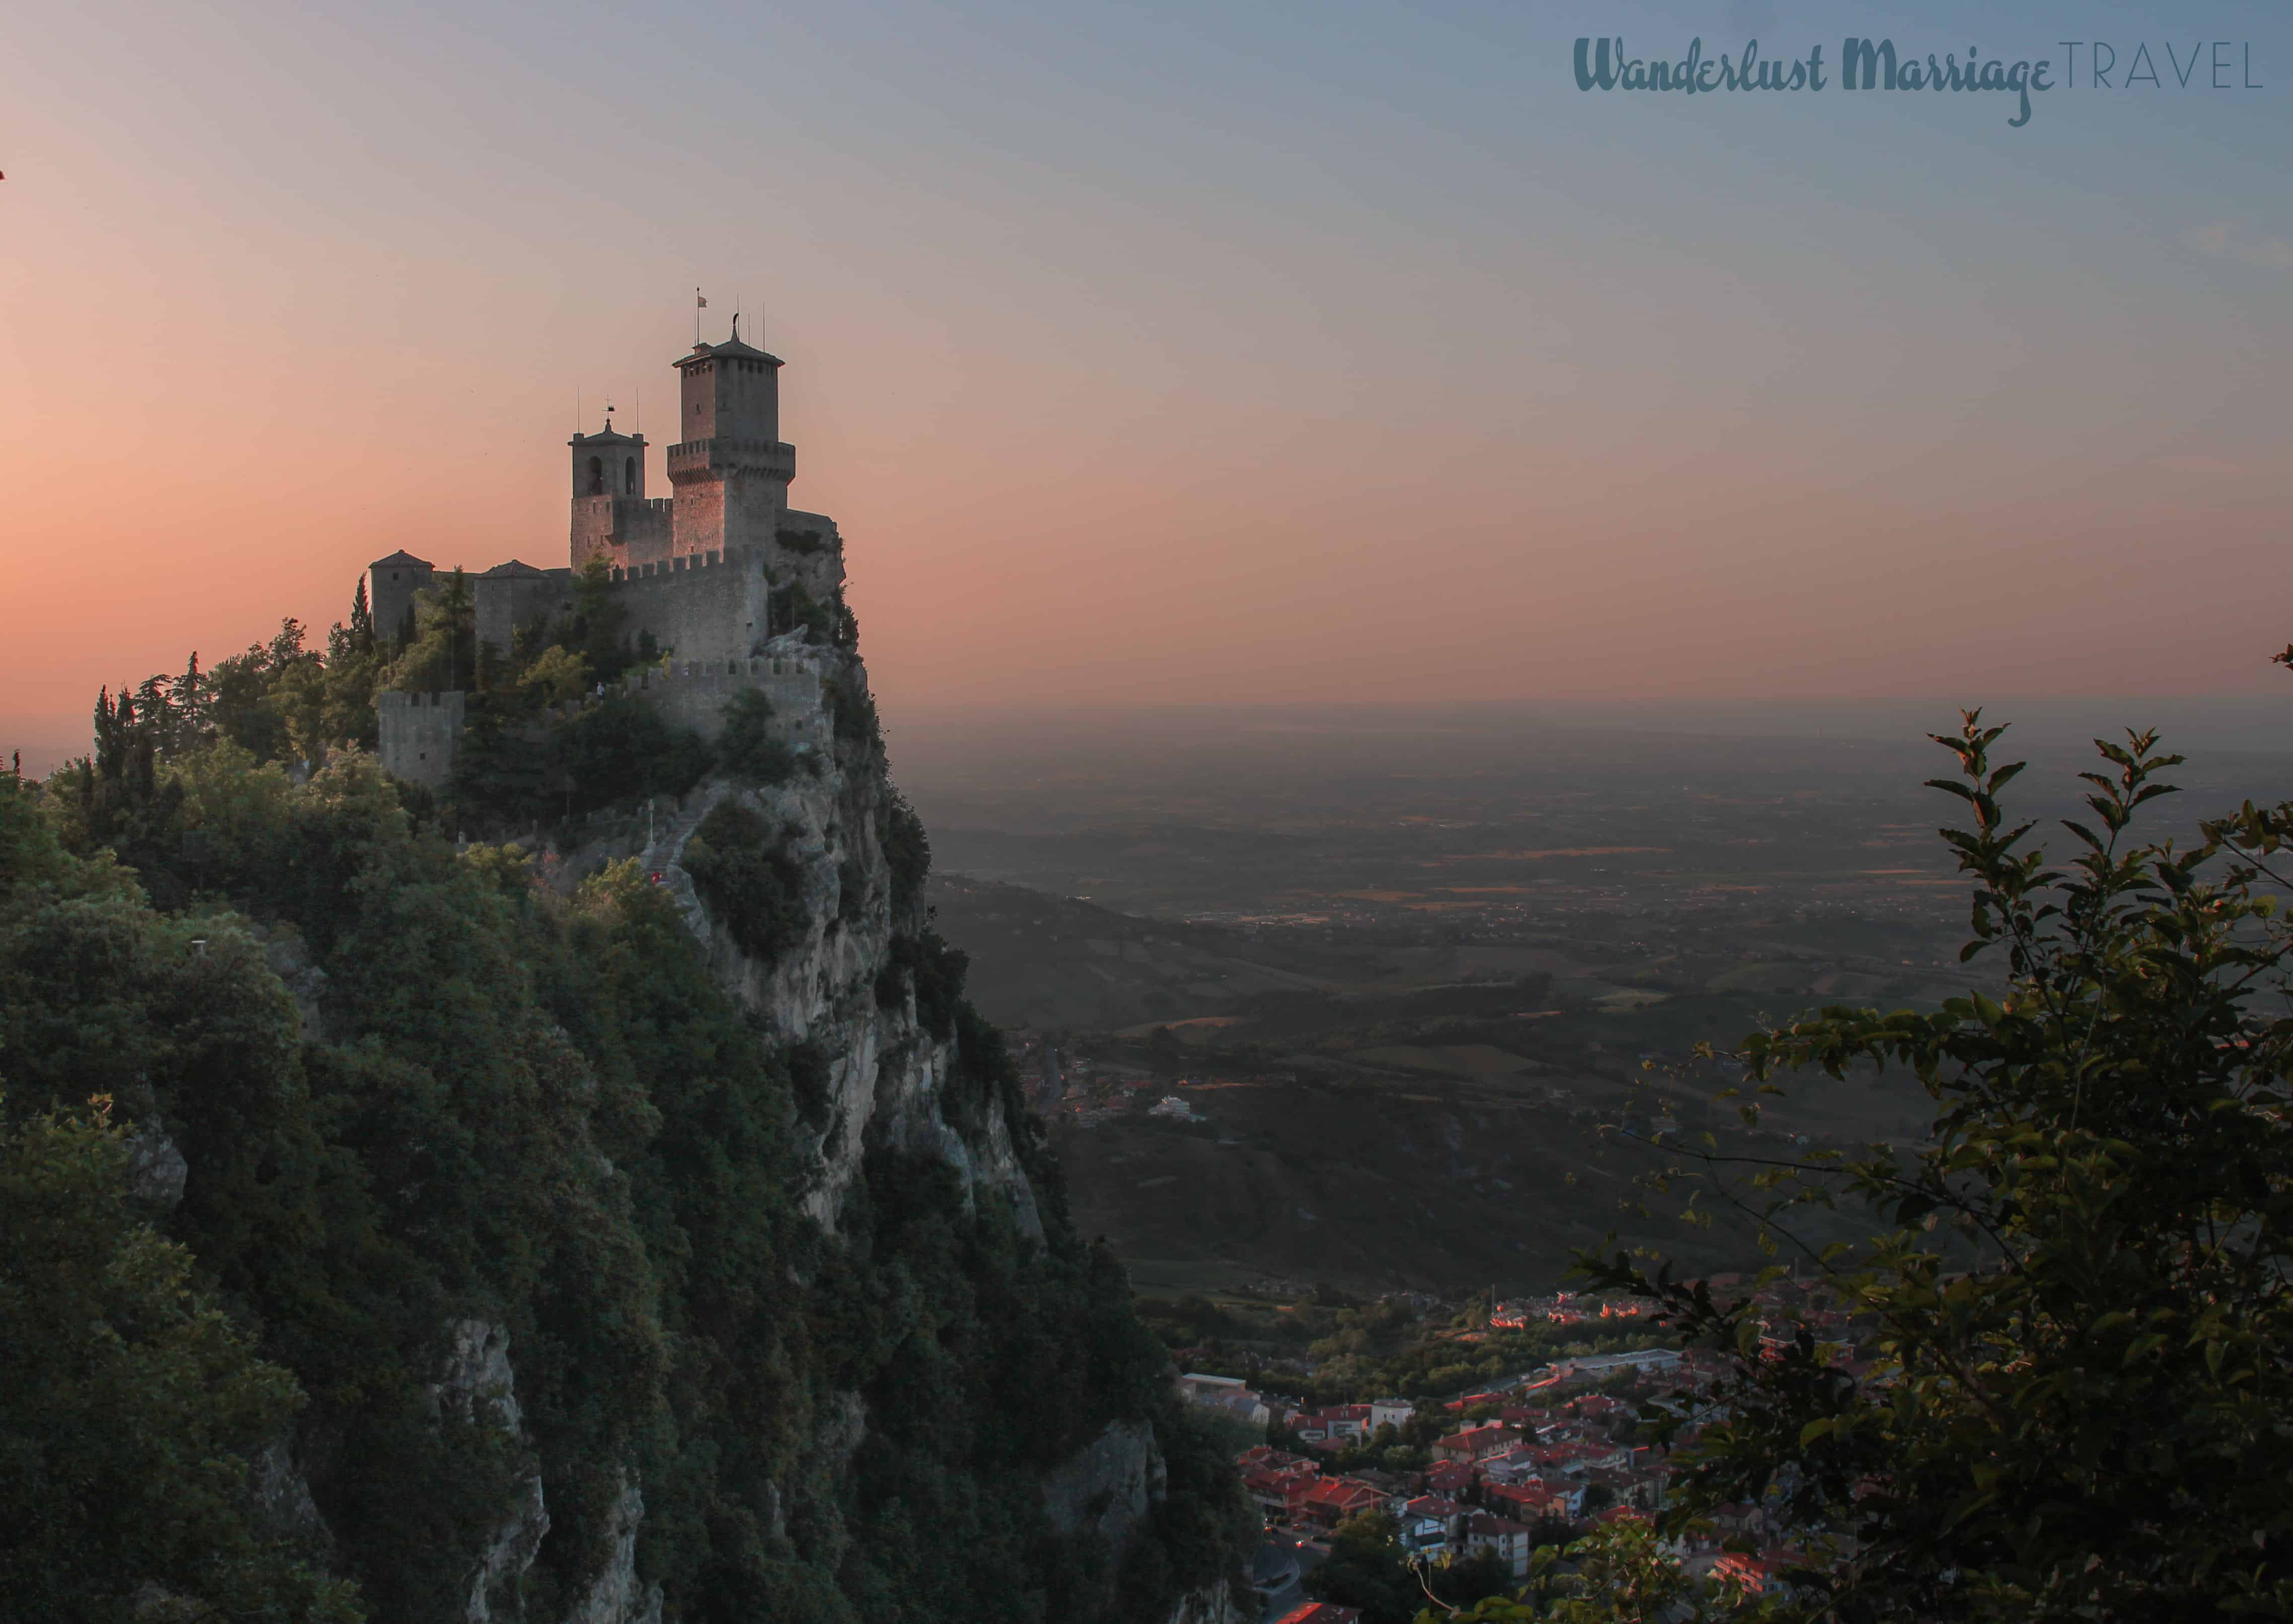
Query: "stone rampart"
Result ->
[[617, 655, 825, 747], [604, 546, 770, 665], [474, 567, 576, 659], [375, 653, 826, 791], [377, 691, 466, 788]]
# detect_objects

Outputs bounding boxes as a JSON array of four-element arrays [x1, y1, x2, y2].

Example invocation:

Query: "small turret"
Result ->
[[568, 414, 669, 569], [570, 417, 645, 500], [366, 550, 435, 651]]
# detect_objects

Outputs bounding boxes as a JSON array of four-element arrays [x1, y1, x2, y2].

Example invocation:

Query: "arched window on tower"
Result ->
[[624, 457, 637, 494], [586, 456, 604, 495]]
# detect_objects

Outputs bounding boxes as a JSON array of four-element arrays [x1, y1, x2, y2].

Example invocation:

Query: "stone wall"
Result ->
[[475, 567, 576, 659], [377, 691, 465, 788], [368, 557, 434, 647], [571, 495, 672, 571], [606, 547, 771, 665], [376, 655, 820, 795], [617, 656, 826, 746]]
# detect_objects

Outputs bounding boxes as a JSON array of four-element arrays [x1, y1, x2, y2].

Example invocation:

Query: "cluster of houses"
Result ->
[[1236, 1441, 1543, 1581], [1487, 1291, 1649, 1330], [1192, 1299, 1855, 1604], [1216, 1372, 1687, 1584]]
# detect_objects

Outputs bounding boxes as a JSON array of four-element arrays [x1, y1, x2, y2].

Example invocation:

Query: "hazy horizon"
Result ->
[[16, 691, 2293, 779]]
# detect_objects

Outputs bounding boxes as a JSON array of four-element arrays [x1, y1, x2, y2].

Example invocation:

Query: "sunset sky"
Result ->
[[4, 0, 2290, 768]]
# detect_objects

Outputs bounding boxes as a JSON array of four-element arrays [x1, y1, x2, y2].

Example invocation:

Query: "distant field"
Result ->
[[1055, 1074, 1894, 1294], [898, 709, 2272, 1290], [1350, 1043, 1537, 1078]]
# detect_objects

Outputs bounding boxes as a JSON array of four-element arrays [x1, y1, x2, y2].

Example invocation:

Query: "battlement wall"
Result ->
[[609, 546, 739, 581], [475, 569, 576, 658], [604, 545, 768, 665], [374, 654, 829, 791], [618, 655, 826, 746], [377, 691, 466, 788]]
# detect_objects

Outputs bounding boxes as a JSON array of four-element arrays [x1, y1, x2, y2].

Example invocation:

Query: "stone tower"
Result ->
[[668, 316, 796, 559], [366, 550, 436, 649], [568, 417, 669, 569]]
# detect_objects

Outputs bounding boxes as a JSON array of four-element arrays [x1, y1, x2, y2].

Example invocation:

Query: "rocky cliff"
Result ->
[[0, 616, 1255, 1621]]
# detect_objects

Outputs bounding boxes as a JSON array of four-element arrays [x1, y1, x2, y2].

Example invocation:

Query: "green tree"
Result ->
[[349, 578, 375, 657], [881, 790, 930, 916], [1310, 1511, 1423, 1624], [565, 555, 629, 678], [383, 573, 476, 696], [1429, 1547, 1517, 1609], [1574, 714, 2293, 1618], [718, 688, 798, 786], [1455, 1519, 1731, 1623], [682, 800, 808, 962], [1145, 1026, 1185, 1081], [0, 1096, 363, 1622]]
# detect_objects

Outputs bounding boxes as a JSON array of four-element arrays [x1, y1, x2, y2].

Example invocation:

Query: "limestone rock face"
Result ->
[[261, 926, 329, 1043], [1159, 1578, 1252, 1624], [636, 638, 1045, 1241], [433, 1318, 524, 1434], [121, 1117, 187, 1208], [345, 613, 1223, 1619], [562, 1474, 661, 1624], [466, 1474, 550, 1624], [431, 1320, 549, 1623], [1042, 1418, 1166, 1552], [479, 631, 1062, 1617], [248, 1438, 331, 1553]]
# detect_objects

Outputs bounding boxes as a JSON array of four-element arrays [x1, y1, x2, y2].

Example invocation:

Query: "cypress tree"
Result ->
[[350, 578, 375, 657]]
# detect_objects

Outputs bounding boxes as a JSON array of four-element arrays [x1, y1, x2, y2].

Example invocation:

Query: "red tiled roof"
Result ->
[[1303, 1478, 1384, 1512]]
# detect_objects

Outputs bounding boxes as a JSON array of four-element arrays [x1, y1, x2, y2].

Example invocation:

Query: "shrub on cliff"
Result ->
[[719, 689, 799, 786], [683, 800, 809, 962], [881, 790, 930, 916], [825, 668, 881, 748], [874, 926, 969, 1042]]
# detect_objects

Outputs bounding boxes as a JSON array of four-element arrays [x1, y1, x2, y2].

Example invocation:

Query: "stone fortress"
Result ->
[[373, 318, 846, 786]]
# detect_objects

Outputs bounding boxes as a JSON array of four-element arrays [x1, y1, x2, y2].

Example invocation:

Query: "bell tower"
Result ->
[[668, 316, 796, 557], [568, 416, 666, 568]]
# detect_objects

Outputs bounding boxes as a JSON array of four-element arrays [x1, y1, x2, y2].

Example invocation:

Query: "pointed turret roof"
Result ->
[[369, 550, 434, 570], [677, 316, 782, 369]]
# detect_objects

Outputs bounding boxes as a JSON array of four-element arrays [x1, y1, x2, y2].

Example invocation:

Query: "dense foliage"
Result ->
[[683, 801, 812, 963], [2, 594, 1250, 1620], [0, 1096, 362, 1622], [717, 691, 800, 788], [1485, 716, 2293, 1620], [56, 570, 731, 851]]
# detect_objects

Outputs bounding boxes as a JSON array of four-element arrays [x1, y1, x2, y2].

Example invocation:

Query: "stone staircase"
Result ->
[[637, 784, 733, 943]]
